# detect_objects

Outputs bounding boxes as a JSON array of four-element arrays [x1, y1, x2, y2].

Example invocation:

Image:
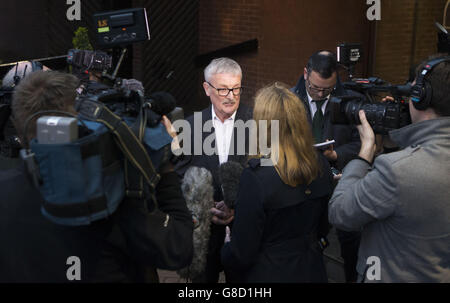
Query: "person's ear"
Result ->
[[303, 67, 308, 80], [203, 82, 210, 97]]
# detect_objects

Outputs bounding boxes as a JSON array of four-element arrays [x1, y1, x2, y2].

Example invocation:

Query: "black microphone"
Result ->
[[147, 91, 176, 116], [393, 83, 412, 97], [219, 161, 245, 209], [177, 166, 214, 281], [144, 91, 177, 127]]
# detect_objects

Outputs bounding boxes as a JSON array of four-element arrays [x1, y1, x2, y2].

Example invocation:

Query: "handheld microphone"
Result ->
[[219, 161, 245, 209], [144, 91, 177, 127]]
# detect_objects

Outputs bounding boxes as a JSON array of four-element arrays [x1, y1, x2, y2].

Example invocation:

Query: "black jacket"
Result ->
[[221, 156, 333, 282], [291, 76, 361, 170], [0, 162, 193, 283], [175, 104, 253, 201]]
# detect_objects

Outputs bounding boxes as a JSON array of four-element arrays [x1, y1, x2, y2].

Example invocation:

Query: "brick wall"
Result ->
[[197, 0, 372, 111], [373, 0, 448, 84], [197, 0, 261, 111]]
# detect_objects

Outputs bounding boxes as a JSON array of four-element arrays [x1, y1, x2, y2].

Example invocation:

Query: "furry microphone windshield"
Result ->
[[178, 166, 214, 281]]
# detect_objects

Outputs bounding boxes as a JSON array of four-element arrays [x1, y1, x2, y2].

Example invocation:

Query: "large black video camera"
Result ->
[[67, 49, 112, 73], [330, 78, 412, 134], [73, 7, 182, 126], [78, 85, 180, 128]]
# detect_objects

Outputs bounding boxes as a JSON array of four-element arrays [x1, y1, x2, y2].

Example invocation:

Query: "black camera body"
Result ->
[[330, 78, 412, 134], [67, 49, 113, 72], [78, 83, 179, 128]]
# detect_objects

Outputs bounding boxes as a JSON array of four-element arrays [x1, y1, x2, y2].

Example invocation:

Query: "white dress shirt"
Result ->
[[306, 91, 330, 118], [211, 107, 237, 164]]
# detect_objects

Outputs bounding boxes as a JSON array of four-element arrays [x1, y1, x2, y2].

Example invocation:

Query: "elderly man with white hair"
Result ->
[[175, 57, 253, 283]]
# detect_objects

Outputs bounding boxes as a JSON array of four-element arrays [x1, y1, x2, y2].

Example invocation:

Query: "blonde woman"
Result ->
[[221, 83, 333, 282]]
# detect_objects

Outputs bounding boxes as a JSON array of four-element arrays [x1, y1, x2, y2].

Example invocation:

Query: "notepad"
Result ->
[[313, 140, 335, 149]]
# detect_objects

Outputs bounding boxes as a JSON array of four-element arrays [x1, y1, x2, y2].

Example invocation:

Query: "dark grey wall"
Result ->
[[0, 0, 48, 62]]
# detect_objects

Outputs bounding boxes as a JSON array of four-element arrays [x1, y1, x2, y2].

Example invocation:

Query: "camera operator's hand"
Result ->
[[381, 95, 395, 102], [357, 110, 376, 163], [210, 201, 234, 225]]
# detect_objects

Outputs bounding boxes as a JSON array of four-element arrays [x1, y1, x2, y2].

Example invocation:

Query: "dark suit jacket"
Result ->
[[291, 76, 361, 170], [221, 156, 333, 282], [175, 104, 253, 201]]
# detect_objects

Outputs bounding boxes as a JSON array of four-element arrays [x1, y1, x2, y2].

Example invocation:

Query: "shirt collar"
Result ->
[[307, 91, 330, 105], [211, 106, 237, 123]]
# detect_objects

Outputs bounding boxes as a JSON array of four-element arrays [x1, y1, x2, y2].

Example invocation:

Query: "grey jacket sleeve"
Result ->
[[328, 157, 398, 231]]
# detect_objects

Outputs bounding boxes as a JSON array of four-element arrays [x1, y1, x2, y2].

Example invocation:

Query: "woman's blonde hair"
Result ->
[[253, 82, 319, 186]]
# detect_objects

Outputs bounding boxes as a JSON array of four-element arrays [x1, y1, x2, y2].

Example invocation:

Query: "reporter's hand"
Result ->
[[322, 140, 337, 162], [210, 201, 234, 225], [161, 115, 177, 138], [356, 110, 376, 163], [333, 173, 342, 181], [161, 115, 181, 153]]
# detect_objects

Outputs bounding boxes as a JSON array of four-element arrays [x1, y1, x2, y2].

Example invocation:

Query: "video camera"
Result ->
[[67, 49, 112, 73], [331, 41, 412, 135], [67, 8, 150, 77], [17, 8, 183, 226], [69, 7, 182, 126], [330, 77, 412, 134]]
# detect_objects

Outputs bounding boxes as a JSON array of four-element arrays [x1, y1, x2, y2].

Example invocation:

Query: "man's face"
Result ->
[[203, 73, 241, 121], [304, 68, 337, 100]]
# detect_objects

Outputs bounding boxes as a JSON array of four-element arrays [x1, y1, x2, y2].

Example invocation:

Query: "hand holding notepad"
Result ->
[[313, 140, 335, 150]]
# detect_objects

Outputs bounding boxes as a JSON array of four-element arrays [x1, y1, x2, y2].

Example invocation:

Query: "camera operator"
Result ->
[[328, 55, 450, 282], [291, 50, 362, 282], [0, 70, 193, 282]]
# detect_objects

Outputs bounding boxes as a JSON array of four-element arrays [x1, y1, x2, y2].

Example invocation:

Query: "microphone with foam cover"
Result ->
[[177, 166, 214, 281]]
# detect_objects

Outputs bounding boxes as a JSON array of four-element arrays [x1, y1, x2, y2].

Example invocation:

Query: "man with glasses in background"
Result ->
[[291, 50, 362, 283], [175, 57, 252, 283]]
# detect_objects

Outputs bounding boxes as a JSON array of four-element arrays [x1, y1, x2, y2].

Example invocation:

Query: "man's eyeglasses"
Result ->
[[306, 78, 335, 95], [206, 81, 243, 97]]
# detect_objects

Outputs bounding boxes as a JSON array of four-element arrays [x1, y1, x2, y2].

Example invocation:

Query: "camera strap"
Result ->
[[125, 94, 160, 208], [76, 98, 161, 203]]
